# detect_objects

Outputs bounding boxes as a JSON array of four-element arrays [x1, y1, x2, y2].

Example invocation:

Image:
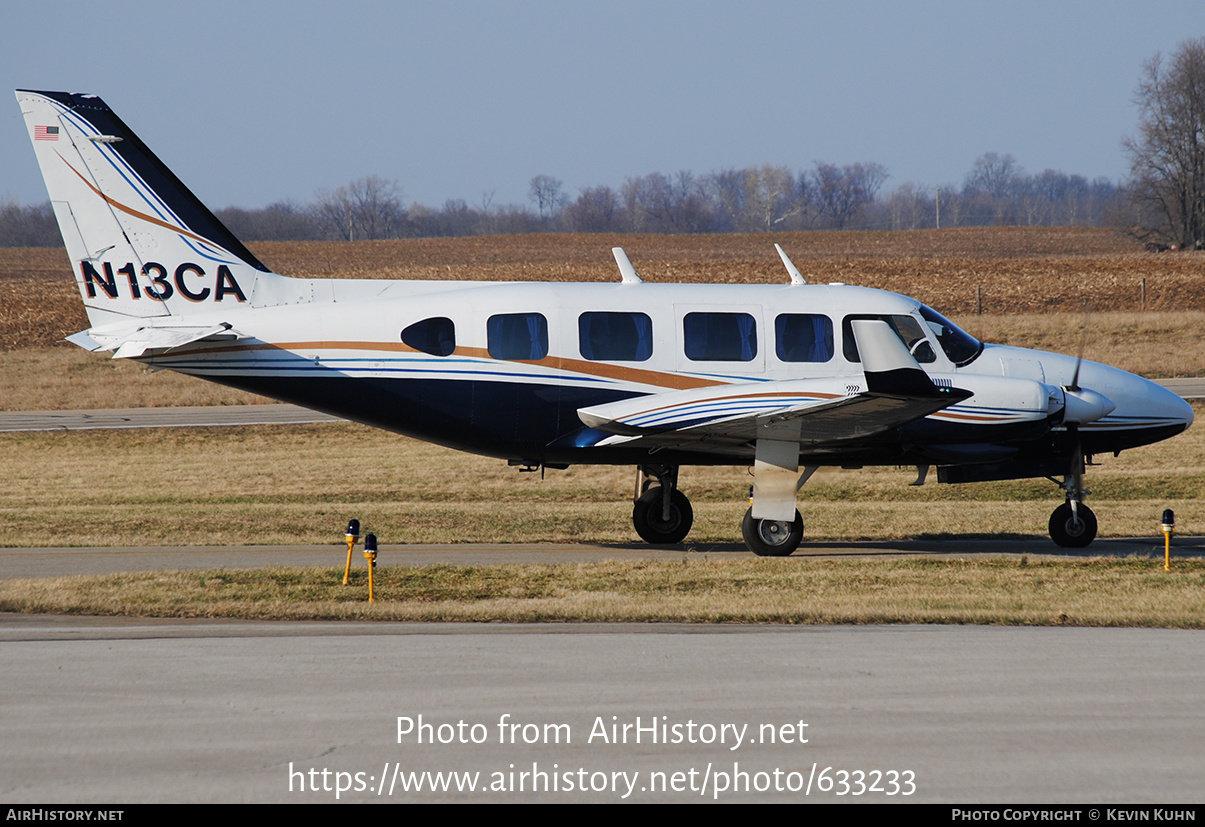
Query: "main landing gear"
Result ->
[[741, 507, 804, 557], [629, 464, 808, 556], [631, 465, 694, 544]]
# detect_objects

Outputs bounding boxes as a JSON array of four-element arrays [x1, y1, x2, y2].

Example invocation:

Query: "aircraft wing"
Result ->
[[577, 319, 972, 450], [578, 381, 968, 449], [67, 321, 244, 359]]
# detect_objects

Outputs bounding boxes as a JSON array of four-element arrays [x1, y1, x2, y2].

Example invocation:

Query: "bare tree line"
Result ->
[[0, 155, 1129, 247]]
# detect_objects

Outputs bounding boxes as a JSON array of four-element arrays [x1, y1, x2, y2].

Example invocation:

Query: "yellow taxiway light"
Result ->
[[1161, 509, 1175, 572], [343, 518, 360, 585], [363, 532, 378, 603]]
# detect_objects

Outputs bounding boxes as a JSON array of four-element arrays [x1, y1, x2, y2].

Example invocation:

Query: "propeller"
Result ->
[[1057, 302, 1114, 426]]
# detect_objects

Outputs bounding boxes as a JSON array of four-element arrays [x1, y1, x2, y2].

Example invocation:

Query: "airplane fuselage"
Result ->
[[136, 278, 1192, 471]]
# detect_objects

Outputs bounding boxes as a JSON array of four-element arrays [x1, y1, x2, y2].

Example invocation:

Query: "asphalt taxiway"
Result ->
[[2, 615, 1203, 803], [3, 536, 1202, 579]]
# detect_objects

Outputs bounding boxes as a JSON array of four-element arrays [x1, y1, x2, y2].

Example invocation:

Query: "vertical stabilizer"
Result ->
[[16, 90, 294, 329]]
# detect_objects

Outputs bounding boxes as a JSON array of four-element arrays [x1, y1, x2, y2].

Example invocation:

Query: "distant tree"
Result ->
[[703, 168, 748, 232], [740, 165, 800, 231], [315, 176, 403, 241], [488, 203, 543, 234], [564, 185, 619, 232], [961, 152, 1026, 224], [528, 175, 565, 221], [0, 198, 60, 247], [811, 162, 888, 229], [618, 171, 713, 233], [964, 152, 1023, 199], [1124, 37, 1205, 249], [882, 183, 932, 230], [216, 201, 323, 241]]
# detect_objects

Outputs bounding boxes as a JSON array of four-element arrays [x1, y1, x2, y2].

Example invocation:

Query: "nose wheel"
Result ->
[[1049, 502, 1097, 548]]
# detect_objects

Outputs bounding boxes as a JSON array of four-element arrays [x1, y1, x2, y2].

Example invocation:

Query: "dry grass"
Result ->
[[1, 406, 1201, 548], [963, 311, 1205, 378], [0, 347, 267, 410], [2, 558, 1203, 626]]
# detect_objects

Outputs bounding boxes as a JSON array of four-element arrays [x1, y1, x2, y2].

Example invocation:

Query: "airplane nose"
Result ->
[[1069, 363, 1194, 451], [1170, 386, 1195, 428], [1135, 376, 1194, 432]]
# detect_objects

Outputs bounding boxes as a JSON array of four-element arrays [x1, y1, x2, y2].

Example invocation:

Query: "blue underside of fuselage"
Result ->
[[197, 373, 1185, 470]]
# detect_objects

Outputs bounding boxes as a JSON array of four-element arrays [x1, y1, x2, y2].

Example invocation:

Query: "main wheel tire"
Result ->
[[632, 487, 694, 544], [741, 507, 804, 557], [1049, 502, 1097, 548]]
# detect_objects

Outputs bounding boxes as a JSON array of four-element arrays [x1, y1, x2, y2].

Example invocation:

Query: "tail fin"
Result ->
[[16, 90, 294, 329]]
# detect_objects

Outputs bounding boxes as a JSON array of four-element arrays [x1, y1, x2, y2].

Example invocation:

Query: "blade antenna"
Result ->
[[775, 244, 806, 284], [612, 247, 643, 284]]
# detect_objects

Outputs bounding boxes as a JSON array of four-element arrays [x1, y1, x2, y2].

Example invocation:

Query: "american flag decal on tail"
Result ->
[[34, 125, 59, 141]]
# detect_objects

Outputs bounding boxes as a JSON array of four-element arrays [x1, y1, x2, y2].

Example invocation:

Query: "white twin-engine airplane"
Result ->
[[17, 89, 1194, 555]]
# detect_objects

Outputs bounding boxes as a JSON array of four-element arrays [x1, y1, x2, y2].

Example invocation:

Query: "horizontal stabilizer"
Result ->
[[70, 321, 242, 359]]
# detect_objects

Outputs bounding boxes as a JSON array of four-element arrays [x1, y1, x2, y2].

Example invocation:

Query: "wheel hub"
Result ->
[[758, 520, 792, 545]]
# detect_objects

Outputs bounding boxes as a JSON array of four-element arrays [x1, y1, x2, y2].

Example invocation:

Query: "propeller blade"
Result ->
[[1067, 302, 1090, 393]]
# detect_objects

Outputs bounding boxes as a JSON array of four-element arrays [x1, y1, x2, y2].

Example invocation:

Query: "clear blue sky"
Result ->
[[4, 0, 1204, 210]]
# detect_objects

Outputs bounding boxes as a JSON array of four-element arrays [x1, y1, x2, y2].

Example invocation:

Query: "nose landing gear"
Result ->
[[1048, 440, 1097, 548], [1049, 501, 1097, 548]]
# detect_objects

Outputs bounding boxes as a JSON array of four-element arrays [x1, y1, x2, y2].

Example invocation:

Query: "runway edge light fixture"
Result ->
[[1161, 509, 1175, 571], [363, 533, 378, 603], [343, 519, 360, 585]]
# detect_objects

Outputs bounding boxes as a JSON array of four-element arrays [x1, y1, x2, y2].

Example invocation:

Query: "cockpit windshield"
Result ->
[[917, 305, 983, 366]]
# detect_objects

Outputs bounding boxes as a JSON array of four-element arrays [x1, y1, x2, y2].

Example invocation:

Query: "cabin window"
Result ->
[[775, 314, 834, 362], [401, 317, 456, 357], [841, 314, 936, 363], [578, 312, 653, 361], [683, 312, 757, 362], [487, 312, 549, 360]]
